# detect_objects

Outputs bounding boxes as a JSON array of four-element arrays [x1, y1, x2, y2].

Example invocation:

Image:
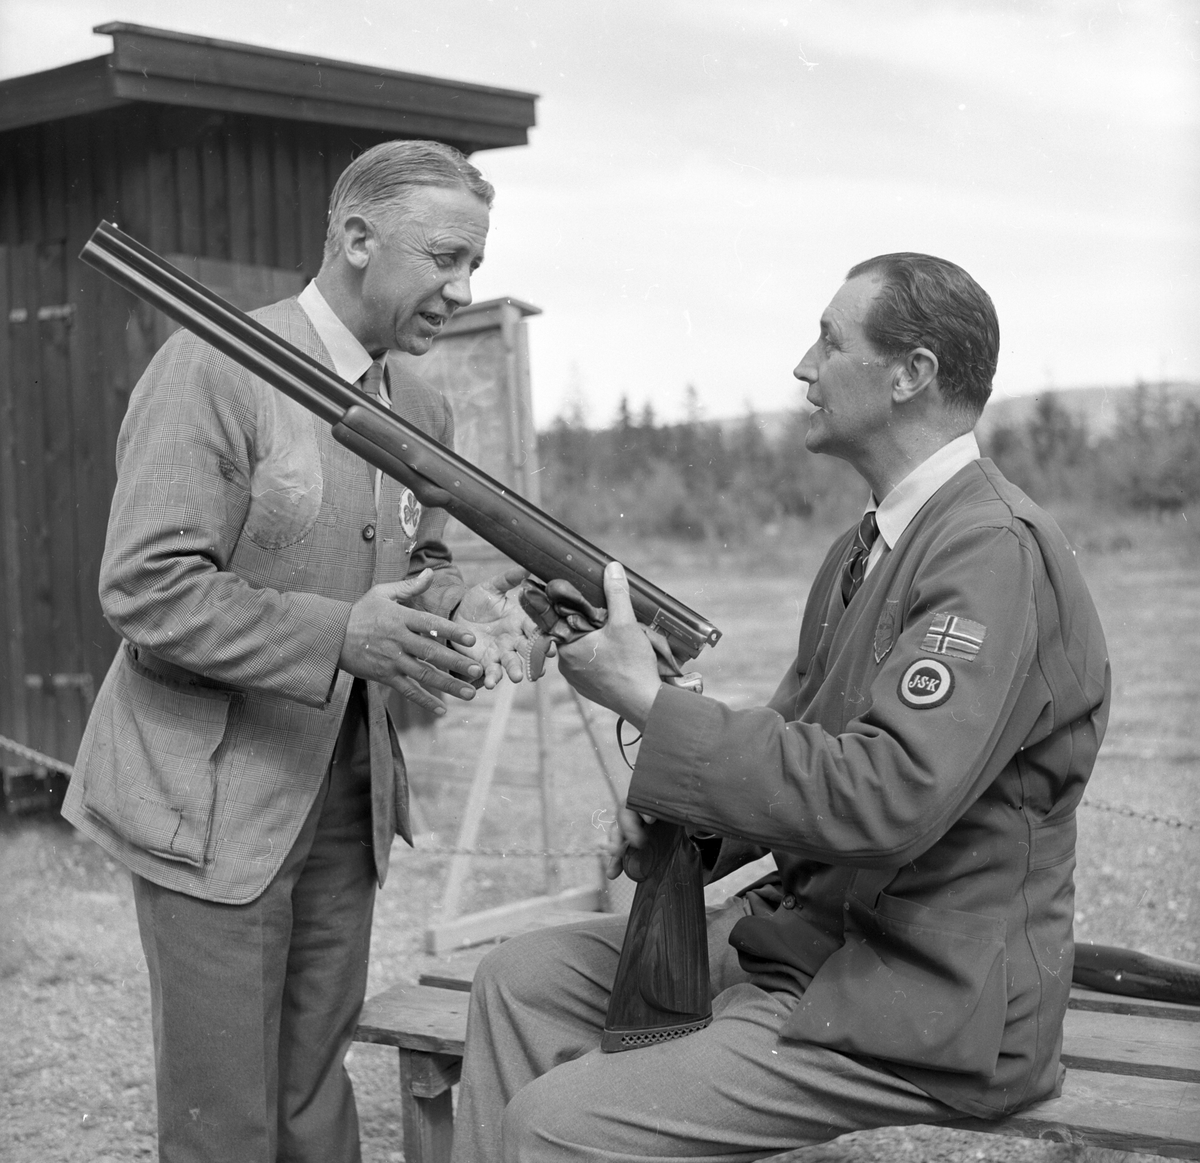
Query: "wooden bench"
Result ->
[[355, 953, 1200, 1163]]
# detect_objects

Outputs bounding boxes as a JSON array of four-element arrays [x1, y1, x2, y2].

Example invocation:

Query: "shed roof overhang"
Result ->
[[0, 22, 537, 153]]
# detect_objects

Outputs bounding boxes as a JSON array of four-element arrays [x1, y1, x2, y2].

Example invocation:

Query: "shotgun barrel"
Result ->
[[79, 220, 721, 665]]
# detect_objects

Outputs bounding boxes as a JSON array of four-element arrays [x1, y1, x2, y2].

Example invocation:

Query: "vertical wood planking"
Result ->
[[202, 126, 230, 262], [38, 241, 86, 760], [146, 110, 178, 255], [65, 115, 120, 698], [0, 245, 29, 745], [176, 139, 204, 256], [14, 125, 45, 244], [120, 108, 162, 389], [325, 131, 356, 201], [295, 124, 328, 278], [116, 107, 152, 242], [272, 128, 299, 270], [40, 121, 67, 242], [0, 138, 20, 245], [249, 126, 275, 267], [9, 244, 53, 753], [225, 118, 254, 265]]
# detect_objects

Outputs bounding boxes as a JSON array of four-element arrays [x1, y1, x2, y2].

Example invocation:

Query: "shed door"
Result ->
[[0, 241, 91, 767], [0, 248, 305, 771]]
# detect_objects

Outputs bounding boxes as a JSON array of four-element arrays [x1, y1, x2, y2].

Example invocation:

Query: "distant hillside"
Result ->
[[707, 382, 1200, 446], [977, 381, 1200, 441], [548, 382, 1200, 445]]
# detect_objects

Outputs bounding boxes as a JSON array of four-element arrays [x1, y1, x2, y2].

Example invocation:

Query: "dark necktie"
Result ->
[[359, 360, 385, 400], [841, 510, 879, 606]]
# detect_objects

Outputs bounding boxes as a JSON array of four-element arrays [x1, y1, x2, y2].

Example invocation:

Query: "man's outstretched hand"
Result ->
[[340, 569, 483, 715], [453, 565, 538, 689], [557, 561, 660, 729]]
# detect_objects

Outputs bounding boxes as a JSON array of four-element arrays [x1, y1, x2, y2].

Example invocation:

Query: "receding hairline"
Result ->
[[322, 139, 494, 262]]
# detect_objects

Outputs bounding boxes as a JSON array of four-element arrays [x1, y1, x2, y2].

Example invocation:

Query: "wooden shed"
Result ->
[[0, 22, 538, 775]]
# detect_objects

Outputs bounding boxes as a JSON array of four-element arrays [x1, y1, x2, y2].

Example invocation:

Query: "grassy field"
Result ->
[[1, 509, 1196, 1163]]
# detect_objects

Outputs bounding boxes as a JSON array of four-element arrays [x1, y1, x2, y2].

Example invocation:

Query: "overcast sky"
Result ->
[[2, 0, 1196, 425]]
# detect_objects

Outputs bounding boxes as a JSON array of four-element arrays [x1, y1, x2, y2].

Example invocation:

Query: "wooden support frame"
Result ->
[[421, 681, 618, 956]]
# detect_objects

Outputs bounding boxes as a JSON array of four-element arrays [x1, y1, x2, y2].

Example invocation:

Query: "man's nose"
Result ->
[[443, 269, 473, 309], [793, 343, 819, 383]]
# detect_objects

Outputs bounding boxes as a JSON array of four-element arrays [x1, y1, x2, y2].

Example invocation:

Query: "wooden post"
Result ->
[[0, 244, 29, 750], [437, 680, 516, 921], [534, 680, 560, 895], [397, 1049, 457, 1163]]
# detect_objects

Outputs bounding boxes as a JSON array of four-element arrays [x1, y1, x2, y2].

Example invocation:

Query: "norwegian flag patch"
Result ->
[[921, 612, 987, 661]]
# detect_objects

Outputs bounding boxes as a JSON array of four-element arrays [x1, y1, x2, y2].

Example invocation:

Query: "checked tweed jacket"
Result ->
[[62, 298, 466, 904]]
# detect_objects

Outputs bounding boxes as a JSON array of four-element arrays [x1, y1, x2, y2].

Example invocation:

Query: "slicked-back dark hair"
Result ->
[[847, 253, 998, 418]]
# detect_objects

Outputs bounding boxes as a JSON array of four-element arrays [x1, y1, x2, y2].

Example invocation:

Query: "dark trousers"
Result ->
[[133, 690, 376, 1163]]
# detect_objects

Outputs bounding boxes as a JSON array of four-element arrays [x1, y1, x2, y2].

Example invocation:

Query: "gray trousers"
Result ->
[[451, 902, 958, 1163], [132, 688, 376, 1163]]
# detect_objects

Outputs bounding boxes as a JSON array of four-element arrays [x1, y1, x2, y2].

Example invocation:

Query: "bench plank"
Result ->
[[356, 983, 468, 1055], [949, 1071, 1200, 1161], [1063, 1008, 1200, 1083], [1071, 986, 1200, 1022]]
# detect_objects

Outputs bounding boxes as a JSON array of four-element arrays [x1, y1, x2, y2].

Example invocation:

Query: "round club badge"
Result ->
[[898, 658, 954, 709], [399, 489, 422, 538]]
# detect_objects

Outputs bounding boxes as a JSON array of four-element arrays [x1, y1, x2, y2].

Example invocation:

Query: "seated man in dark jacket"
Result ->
[[450, 253, 1111, 1163]]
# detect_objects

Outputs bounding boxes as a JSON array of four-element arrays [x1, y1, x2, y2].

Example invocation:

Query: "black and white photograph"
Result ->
[[1, 3, 1196, 1161]]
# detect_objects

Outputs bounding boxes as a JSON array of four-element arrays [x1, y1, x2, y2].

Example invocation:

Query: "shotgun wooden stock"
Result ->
[[602, 819, 712, 1051]]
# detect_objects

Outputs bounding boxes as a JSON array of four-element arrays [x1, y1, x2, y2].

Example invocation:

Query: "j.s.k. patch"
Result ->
[[898, 658, 955, 709], [921, 612, 986, 661], [399, 488, 422, 538]]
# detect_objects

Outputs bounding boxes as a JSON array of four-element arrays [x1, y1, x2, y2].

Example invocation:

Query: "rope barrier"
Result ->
[[1079, 796, 1196, 832], [0, 734, 75, 777], [3, 732, 1195, 834], [410, 845, 604, 859]]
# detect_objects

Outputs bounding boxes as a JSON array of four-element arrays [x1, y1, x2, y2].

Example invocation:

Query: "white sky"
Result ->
[[2, 0, 1197, 426]]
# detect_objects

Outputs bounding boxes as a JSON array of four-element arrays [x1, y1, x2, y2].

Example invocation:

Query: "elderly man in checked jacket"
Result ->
[[63, 140, 529, 1163]]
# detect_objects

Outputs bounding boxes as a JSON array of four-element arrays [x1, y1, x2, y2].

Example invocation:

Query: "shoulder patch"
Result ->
[[921, 612, 986, 661], [898, 658, 955, 709], [874, 600, 899, 664]]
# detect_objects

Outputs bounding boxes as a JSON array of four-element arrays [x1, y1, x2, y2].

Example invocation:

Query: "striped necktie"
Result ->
[[841, 510, 879, 606], [359, 359, 385, 400], [358, 360, 388, 503]]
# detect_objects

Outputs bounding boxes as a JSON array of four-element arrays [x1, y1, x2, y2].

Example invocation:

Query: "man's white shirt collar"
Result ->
[[297, 281, 378, 390], [298, 281, 390, 505], [866, 432, 981, 565]]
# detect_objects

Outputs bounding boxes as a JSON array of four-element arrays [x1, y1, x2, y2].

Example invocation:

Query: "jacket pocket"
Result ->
[[81, 652, 231, 867], [783, 886, 1008, 1078]]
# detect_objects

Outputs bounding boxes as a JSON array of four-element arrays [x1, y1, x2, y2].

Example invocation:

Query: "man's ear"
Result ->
[[893, 347, 939, 404], [338, 215, 376, 272]]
